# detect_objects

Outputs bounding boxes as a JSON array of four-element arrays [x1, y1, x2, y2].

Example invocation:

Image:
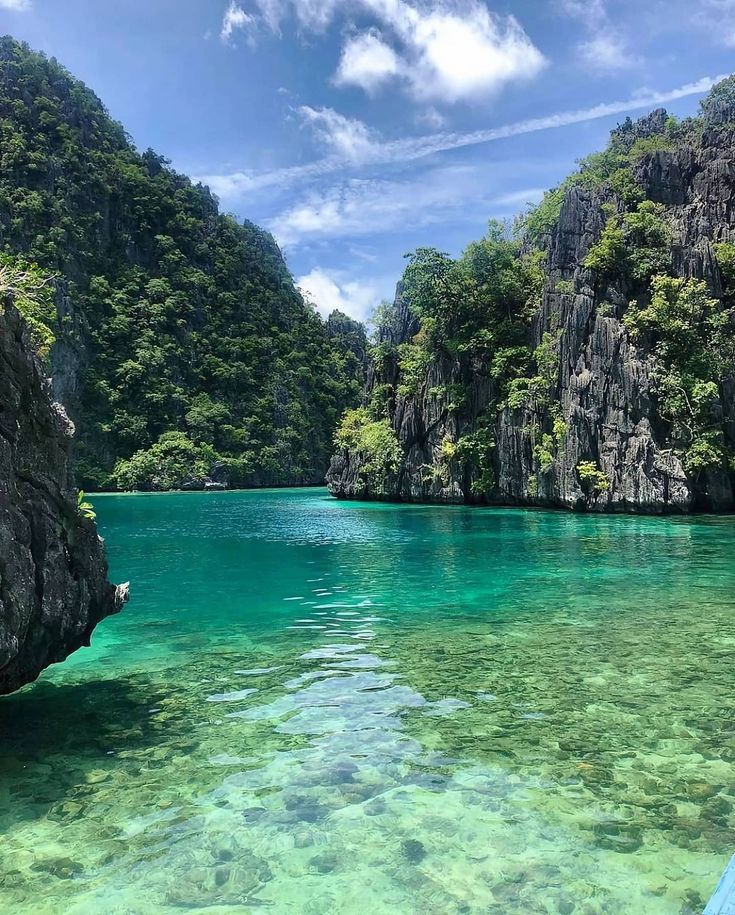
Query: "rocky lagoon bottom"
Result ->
[[1, 489, 734, 914]]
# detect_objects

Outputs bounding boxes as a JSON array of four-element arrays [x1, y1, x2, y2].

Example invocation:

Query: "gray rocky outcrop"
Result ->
[[0, 300, 127, 694], [327, 111, 735, 513]]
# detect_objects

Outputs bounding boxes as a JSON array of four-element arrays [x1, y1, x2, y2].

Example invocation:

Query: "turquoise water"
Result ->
[[1, 489, 734, 914]]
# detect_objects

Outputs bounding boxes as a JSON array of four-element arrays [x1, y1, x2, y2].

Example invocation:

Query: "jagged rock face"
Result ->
[[327, 118, 735, 514], [0, 302, 127, 694]]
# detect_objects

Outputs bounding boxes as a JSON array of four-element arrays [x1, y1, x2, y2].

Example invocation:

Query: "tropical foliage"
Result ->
[[76, 490, 97, 521], [334, 408, 402, 481], [626, 275, 735, 473], [0, 38, 364, 490], [334, 76, 735, 501], [400, 223, 543, 355], [0, 255, 56, 357], [577, 462, 610, 496]]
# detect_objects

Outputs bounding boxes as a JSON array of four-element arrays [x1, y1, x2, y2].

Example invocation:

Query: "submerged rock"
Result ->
[[401, 838, 427, 864], [0, 301, 127, 694]]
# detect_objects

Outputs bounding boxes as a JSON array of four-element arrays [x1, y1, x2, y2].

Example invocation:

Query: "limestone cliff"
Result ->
[[0, 300, 127, 694], [328, 98, 735, 514], [0, 38, 365, 492]]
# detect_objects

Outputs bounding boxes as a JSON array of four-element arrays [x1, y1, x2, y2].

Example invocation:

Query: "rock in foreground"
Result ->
[[0, 302, 127, 694]]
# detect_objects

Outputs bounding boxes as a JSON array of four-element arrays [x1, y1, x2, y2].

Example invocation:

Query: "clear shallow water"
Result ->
[[1, 490, 734, 914]]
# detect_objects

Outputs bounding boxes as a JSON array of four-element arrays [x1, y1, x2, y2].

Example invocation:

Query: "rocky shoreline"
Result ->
[[0, 301, 128, 694]]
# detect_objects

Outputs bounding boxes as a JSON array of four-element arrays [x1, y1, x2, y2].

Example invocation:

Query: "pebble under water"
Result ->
[[1, 488, 734, 914]]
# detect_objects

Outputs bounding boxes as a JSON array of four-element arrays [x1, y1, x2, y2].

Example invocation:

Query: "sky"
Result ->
[[1, 1, 734, 322]]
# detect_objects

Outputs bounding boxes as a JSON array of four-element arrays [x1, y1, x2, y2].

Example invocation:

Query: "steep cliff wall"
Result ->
[[0, 300, 127, 694], [0, 38, 365, 491], [328, 97, 735, 514]]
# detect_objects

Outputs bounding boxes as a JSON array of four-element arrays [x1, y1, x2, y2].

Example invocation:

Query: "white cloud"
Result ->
[[559, 0, 607, 28], [0, 0, 32, 9], [234, 0, 545, 102], [269, 165, 543, 246], [273, 183, 366, 245], [560, 0, 636, 73], [199, 75, 724, 200], [271, 173, 452, 246], [335, 30, 400, 92], [493, 187, 546, 209], [249, 0, 341, 31], [250, 0, 289, 31], [297, 106, 377, 160], [221, 1, 253, 44], [291, 0, 343, 30], [401, 6, 546, 102], [700, 0, 735, 45], [578, 34, 632, 73], [297, 267, 379, 321]]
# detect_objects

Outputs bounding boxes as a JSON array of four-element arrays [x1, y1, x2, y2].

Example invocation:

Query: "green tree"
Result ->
[[334, 408, 402, 481], [0, 37, 366, 490], [0, 254, 55, 357], [625, 275, 734, 473]]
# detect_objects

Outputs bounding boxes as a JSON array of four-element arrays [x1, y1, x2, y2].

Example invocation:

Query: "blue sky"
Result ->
[[2, 0, 734, 321]]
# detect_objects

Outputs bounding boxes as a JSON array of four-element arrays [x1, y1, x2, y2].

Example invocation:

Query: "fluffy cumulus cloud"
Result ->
[[394, 3, 546, 102], [220, 1, 254, 43], [297, 267, 379, 321], [229, 0, 546, 102], [0, 0, 32, 10], [334, 30, 400, 93]]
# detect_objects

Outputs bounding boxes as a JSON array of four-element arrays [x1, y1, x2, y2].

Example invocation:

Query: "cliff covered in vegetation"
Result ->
[[0, 270, 127, 693], [0, 37, 365, 491], [328, 80, 735, 513]]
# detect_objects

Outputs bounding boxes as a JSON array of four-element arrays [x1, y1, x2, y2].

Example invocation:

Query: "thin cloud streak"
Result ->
[[198, 74, 726, 199], [270, 169, 546, 247]]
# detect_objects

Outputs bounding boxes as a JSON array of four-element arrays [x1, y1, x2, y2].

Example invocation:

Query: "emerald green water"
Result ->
[[1, 490, 734, 914]]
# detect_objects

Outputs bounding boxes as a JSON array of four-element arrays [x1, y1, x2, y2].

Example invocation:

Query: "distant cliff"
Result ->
[[0, 37, 365, 491], [0, 297, 127, 694], [328, 81, 735, 513]]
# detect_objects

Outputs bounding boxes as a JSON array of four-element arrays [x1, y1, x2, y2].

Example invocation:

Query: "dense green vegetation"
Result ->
[[584, 200, 671, 283], [0, 37, 364, 490], [0, 255, 55, 357], [338, 221, 546, 495], [517, 112, 692, 242], [625, 275, 735, 474], [110, 432, 218, 491], [399, 224, 543, 355], [333, 407, 402, 484], [334, 78, 735, 500]]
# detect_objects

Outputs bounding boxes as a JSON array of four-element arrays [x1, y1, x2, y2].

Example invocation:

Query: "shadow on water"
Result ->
[[0, 675, 177, 824]]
